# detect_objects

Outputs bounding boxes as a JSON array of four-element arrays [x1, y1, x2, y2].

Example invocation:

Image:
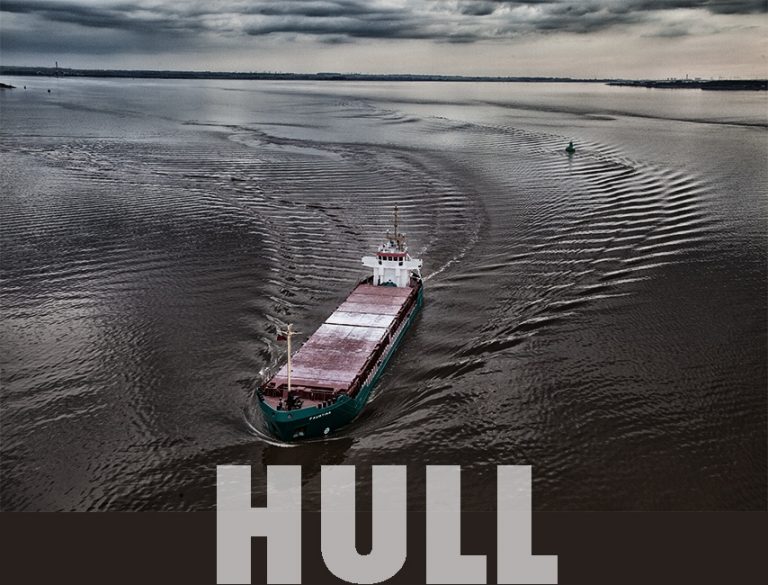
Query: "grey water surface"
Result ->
[[1, 78, 765, 511]]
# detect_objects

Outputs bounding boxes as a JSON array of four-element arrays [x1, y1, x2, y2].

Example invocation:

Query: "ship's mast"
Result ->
[[388, 204, 404, 251], [393, 205, 399, 249], [278, 324, 301, 400]]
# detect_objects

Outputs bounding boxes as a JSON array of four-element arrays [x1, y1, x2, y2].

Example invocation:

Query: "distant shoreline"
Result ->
[[1, 66, 765, 90], [608, 79, 767, 91], [0, 66, 607, 83]]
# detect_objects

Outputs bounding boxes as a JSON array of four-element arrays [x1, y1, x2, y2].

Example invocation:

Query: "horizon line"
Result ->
[[1, 65, 765, 84]]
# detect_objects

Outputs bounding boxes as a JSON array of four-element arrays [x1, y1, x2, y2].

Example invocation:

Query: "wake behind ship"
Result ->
[[257, 208, 423, 441]]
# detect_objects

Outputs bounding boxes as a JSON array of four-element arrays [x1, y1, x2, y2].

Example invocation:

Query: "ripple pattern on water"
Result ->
[[1, 79, 764, 511]]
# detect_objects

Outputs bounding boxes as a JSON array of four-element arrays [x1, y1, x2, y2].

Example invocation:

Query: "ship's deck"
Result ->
[[264, 283, 416, 405]]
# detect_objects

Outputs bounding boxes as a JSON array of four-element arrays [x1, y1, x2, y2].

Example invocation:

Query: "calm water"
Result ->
[[1, 78, 765, 511]]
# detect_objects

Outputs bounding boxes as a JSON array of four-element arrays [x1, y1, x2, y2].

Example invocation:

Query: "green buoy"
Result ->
[[565, 141, 576, 154]]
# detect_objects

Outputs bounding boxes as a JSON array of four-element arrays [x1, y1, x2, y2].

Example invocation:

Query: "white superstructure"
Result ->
[[361, 206, 422, 288]]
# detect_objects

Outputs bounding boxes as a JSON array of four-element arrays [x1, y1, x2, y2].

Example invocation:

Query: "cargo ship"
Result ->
[[257, 208, 423, 441]]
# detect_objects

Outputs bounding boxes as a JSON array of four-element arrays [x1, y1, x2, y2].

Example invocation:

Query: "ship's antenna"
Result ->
[[278, 324, 301, 400]]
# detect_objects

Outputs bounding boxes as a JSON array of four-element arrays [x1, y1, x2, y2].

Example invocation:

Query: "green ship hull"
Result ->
[[258, 286, 423, 441]]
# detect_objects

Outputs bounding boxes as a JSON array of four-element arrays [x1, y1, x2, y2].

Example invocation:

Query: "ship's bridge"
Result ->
[[361, 208, 422, 288]]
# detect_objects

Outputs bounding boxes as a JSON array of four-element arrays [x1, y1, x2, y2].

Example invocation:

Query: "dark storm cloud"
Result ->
[[240, 1, 391, 19], [489, 0, 766, 13], [237, 2, 426, 39], [457, 1, 498, 16], [0, 0, 208, 34], [605, 1, 766, 15], [1, 0, 765, 53]]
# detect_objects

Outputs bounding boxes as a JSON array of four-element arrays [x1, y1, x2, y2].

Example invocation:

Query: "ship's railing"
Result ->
[[262, 383, 338, 403]]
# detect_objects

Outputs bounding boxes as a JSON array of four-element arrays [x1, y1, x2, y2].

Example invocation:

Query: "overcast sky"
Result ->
[[1, 0, 766, 77]]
